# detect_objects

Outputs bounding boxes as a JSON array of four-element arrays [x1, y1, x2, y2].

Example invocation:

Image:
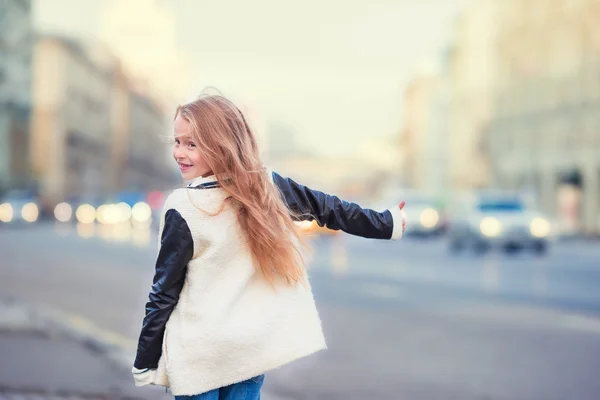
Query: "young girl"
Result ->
[[132, 93, 407, 400]]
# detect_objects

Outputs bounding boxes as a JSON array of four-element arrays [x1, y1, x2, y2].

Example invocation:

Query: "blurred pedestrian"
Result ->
[[132, 92, 407, 400]]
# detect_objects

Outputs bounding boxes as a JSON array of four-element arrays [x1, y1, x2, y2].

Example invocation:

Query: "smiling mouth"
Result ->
[[179, 163, 192, 171]]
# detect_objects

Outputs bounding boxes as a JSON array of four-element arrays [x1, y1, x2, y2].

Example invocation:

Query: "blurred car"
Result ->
[[0, 189, 41, 225], [401, 194, 447, 238], [374, 188, 447, 238], [447, 191, 552, 254]]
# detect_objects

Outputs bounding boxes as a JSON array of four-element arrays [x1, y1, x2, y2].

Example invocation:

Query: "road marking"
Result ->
[[40, 305, 136, 353]]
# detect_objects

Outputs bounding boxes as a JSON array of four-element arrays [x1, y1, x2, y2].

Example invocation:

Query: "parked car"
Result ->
[[447, 191, 552, 255]]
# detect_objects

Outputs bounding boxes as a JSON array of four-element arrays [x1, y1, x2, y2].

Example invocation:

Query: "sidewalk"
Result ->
[[0, 298, 170, 400], [0, 298, 290, 400]]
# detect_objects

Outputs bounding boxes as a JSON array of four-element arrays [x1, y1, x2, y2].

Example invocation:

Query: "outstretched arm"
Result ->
[[272, 171, 406, 240]]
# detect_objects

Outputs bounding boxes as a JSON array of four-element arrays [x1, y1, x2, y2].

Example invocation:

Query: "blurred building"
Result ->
[[30, 36, 115, 204], [424, 57, 453, 197], [399, 0, 497, 194], [399, 72, 438, 191], [399, 58, 453, 196], [486, 0, 600, 234], [124, 89, 176, 191], [0, 0, 34, 192], [446, 0, 498, 190], [30, 35, 175, 208]]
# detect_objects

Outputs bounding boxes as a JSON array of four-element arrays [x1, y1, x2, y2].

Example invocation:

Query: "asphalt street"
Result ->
[[1, 222, 599, 399]]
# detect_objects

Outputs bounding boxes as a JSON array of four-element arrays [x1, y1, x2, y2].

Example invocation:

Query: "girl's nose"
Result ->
[[173, 148, 185, 160]]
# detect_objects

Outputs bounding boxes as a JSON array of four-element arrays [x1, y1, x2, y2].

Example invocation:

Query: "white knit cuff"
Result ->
[[388, 206, 405, 240], [132, 366, 157, 387]]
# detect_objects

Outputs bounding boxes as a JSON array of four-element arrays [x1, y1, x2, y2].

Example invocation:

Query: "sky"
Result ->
[[33, 0, 464, 160]]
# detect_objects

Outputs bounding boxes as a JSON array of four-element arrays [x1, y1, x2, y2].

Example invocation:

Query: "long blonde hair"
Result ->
[[176, 93, 307, 285]]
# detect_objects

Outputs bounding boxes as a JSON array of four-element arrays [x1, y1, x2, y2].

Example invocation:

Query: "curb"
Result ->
[[0, 297, 148, 399], [0, 297, 135, 369], [0, 298, 288, 399]]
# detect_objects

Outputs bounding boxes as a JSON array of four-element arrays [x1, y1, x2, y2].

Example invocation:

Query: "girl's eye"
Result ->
[[174, 139, 180, 145], [188, 142, 196, 148]]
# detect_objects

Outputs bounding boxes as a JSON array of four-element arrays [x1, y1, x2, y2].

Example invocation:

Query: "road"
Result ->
[[1, 222, 600, 399]]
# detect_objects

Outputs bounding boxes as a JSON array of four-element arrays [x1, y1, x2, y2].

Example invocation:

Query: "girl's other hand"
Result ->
[[399, 201, 406, 232]]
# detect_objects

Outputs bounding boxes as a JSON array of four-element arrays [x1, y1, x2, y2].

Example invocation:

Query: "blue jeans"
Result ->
[[174, 375, 264, 400]]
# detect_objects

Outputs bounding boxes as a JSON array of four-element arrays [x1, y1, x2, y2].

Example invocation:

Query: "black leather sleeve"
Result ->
[[272, 171, 394, 239], [133, 209, 193, 369]]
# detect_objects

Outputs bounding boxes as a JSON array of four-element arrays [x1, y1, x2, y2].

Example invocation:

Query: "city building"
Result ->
[[399, 56, 454, 195], [123, 88, 176, 191], [29, 35, 176, 209], [399, 0, 498, 194], [30, 35, 115, 204], [424, 54, 453, 196], [0, 0, 34, 192], [446, 0, 498, 190], [486, 0, 600, 234], [399, 72, 438, 191]]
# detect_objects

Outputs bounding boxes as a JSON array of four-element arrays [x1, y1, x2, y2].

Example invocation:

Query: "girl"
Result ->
[[132, 93, 407, 400]]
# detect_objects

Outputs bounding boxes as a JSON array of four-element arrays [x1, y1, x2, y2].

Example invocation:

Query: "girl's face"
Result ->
[[173, 113, 212, 180]]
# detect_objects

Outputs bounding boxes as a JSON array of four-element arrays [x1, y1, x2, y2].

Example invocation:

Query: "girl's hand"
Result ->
[[399, 201, 406, 232]]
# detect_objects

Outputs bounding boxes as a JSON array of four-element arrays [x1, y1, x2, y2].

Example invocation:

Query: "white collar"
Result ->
[[186, 174, 218, 188]]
